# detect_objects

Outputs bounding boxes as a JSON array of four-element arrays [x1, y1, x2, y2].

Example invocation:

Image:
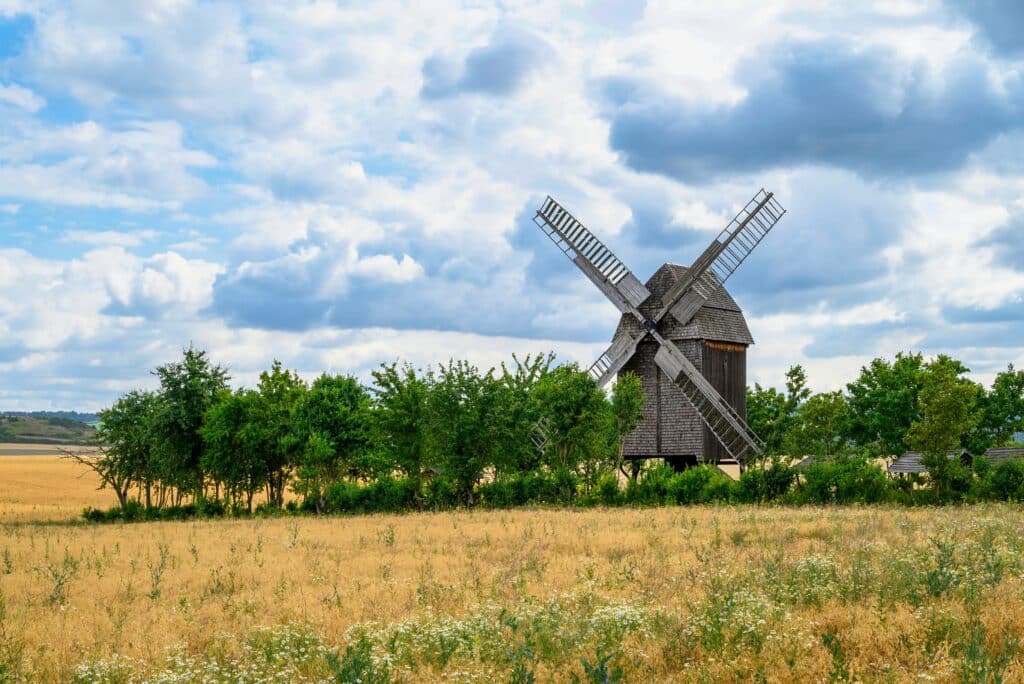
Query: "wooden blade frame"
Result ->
[[532, 193, 777, 464], [657, 189, 786, 328]]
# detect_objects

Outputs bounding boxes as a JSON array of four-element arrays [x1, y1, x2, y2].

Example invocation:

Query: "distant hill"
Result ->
[[0, 414, 97, 445], [2, 410, 100, 425]]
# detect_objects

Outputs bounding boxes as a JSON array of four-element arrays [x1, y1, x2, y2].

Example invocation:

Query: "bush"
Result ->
[[799, 456, 893, 504], [624, 464, 675, 505], [982, 459, 1024, 501], [737, 461, 796, 503], [323, 478, 417, 514], [594, 474, 622, 506], [423, 475, 459, 511], [667, 465, 736, 504]]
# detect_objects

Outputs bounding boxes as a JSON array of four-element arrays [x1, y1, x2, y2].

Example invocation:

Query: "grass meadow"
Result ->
[[2, 453, 1024, 681]]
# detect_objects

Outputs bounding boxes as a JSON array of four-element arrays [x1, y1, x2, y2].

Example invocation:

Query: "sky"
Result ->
[[0, 0, 1023, 411]]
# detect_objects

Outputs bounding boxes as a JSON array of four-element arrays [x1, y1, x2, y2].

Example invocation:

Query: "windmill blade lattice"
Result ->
[[530, 189, 785, 466], [534, 196, 651, 314], [657, 189, 785, 327]]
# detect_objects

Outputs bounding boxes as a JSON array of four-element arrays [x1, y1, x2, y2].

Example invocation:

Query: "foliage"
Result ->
[[798, 456, 893, 504], [611, 372, 644, 477], [906, 355, 982, 501], [783, 391, 850, 457], [424, 360, 506, 506], [149, 346, 230, 499], [845, 352, 925, 457], [291, 374, 371, 513], [534, 364, 612, 474], [736, 460, 797, 503]]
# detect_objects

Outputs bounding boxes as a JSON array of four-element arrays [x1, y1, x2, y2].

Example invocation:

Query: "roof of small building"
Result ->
[[887, 450, 970, 474], [794, 455, 829, 470], [613, 263, 755, 345], [983, 447, 1024, 464]]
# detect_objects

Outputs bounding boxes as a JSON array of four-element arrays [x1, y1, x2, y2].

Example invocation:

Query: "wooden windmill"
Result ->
[[532, 189, 786, 468]]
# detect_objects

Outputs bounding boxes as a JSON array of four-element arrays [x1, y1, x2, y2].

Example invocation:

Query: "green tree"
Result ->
[[255, 361, 307, 507], [906, 355, 981, 500], [845, 352, 925, 456], [611, 372, 644, 478], [746, 385, 787, 455], [494, 353, 554, 476], [292, 374, 371, 513], [201, 389, 266, 512], [976, 364, 1024, 449], [783, 391, 850, 456], [370, 362, 431, 496], [149, 346, 230, 502], [79, 390, 159, 510], [425, 360, 504, 506], [533, 364, 612, 475]]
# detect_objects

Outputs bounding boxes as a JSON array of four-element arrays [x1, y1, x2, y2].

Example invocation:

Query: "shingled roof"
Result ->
[[983, 447, 1024, 465], [888, 450, 971, 475], [612, 263, 755, 345]]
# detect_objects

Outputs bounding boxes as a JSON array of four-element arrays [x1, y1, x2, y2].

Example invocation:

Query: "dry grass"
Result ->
[[2, 458, 1024, 681], [0, 449, 106, 522]]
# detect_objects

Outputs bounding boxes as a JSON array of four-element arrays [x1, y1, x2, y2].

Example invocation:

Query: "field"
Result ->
[[2, 456, 1024, 681]]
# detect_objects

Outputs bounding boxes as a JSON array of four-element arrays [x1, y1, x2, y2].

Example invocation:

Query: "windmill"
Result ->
[[533, 189, 786, 468]]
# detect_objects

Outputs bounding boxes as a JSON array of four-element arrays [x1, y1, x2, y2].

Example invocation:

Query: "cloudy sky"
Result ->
[[1, 0, 1023, 410]]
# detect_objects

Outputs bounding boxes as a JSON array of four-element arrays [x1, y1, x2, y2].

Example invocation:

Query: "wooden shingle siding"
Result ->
[[617, 263, 751, 462]]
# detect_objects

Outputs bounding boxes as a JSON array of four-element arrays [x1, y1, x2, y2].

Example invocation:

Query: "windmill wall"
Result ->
[[615, 263, 753, 465]]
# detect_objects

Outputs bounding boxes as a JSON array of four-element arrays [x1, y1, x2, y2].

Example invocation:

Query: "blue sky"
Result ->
[[1, 0, 1023, 410]]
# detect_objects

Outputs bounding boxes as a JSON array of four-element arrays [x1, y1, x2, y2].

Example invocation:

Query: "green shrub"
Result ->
[[983, 459, 1024, 501], [423, 475, 459, 510], [799, 456, 893, 504], [667, 465, 735, 504], [594, 474, 622, 506], [737, 461, 796, 503], [624, 464, 675, 505]]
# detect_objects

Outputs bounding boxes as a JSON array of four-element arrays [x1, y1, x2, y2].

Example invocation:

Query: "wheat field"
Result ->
[[2, 455, 1024, 682]]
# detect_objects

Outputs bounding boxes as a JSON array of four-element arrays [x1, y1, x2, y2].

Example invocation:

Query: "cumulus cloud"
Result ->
[[602, 40, 1022, 182], [0, 82, 44, 111], [3, 0, 1024, 408], [945, 0, 1024, 57], [421, 27, 550, 99]]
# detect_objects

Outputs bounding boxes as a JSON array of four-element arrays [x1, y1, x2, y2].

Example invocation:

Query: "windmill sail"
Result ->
[[658, 189, 785, 326], [652, 335, 765, 462], [587, 330, 644, 388], [534, 196, 651, 315]]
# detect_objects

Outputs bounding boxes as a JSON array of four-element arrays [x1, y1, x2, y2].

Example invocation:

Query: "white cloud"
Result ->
[[62, 229, 159, 247], [0, 83, 45, 112]]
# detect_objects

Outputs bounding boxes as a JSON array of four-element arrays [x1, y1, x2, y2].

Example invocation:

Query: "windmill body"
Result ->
[[532, 189, 786, 468], [615, 263, 753, 469]]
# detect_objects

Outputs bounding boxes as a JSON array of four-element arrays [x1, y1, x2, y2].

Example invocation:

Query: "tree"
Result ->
[[493, 353, 554, 476], [611, 372, 644, 478], [746, 385, 787, 455], [370, 362, 431, 496], [149, 346, 230, 502], [291, 374, 371, 513], [975, 364, 1024, 449], [201, 389, 266, 512], [71, 390, 158, 510], [425, 360, 503, 506], [784, 391, 850, 456], [845, 353, 925, 456], [255, 361, 307, 507], [533, 364, 612, 475], [906, 355, 981, 500]]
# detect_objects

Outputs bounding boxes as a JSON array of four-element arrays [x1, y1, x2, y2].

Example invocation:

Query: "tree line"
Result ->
[[77, 347, 643, 518], [75, 347, 1024, 521]]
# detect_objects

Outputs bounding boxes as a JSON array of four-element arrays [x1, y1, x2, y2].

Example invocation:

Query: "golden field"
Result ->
[[1, 454, 1024, 681]]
